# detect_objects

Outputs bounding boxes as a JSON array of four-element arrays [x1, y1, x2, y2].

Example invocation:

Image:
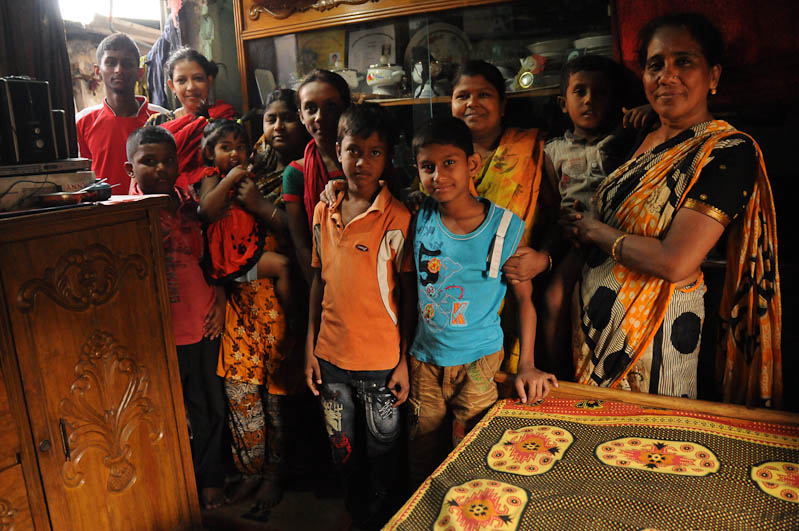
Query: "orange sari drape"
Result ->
[[473, 128, 546, 373], [473, 128, 545, 247], [574, 120, 781, 407]]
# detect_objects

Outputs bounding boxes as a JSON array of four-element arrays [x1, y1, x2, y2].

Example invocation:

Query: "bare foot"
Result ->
[[253, 477, 284, 509], [225, 475, 261, 505], [200, 487, 225, 510]]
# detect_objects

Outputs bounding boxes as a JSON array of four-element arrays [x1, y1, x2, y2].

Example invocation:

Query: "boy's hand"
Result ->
[[622, 104, 657, 130], [404, 190, 426, 216], [305, 351, 322, 396], [387, 359, 409, 407], [514, 367, 558, 404], [503, 246, 551, 284], [320, 178, 346, 205], [202, 295, 226, 339]]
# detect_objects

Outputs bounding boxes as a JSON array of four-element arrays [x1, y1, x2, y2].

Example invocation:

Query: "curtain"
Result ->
[[0, 0, 77, 157], [611, 0, 799, 107]]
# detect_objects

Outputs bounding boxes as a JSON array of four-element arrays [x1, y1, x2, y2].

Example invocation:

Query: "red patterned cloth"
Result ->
[[201, 166, 266, 283]]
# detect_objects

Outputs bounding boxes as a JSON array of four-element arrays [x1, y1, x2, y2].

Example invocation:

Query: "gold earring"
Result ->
[[711, 87, 717, 95]]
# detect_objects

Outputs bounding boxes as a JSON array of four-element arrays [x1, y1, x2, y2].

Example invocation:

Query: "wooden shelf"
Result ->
[[355, 86, 560, 106]]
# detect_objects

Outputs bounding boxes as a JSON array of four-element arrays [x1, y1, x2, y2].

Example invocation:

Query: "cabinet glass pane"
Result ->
[[244, 0, 611, 107], [242, 0, 612, 190]]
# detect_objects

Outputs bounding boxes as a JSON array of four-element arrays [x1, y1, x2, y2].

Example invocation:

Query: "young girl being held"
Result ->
[[282, 70, 351, 285], [198, 120, 292, 310]]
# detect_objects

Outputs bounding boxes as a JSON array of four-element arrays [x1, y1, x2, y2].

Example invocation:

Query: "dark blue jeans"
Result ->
[[317, 358, 401, 524]]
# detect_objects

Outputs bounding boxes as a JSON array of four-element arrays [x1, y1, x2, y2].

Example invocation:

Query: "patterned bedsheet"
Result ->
[[386, 398, 799, 530]]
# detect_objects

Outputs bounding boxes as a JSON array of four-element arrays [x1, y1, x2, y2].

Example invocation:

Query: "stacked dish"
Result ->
[[525, 38, 572, 87], [569, 34, 614, 61]]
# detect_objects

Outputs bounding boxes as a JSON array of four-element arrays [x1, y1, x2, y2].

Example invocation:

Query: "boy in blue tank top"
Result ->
[[407, 117, 558, 488]]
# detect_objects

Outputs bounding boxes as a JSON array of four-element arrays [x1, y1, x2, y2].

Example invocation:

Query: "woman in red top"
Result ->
[[147, 47, 236, 193]]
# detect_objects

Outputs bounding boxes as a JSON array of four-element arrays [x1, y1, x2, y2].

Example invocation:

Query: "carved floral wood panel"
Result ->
[[59, 330, 163, 493], [0, 498, 16, 529], [16, 243, 147, 313], [249, 0, 380, 20]]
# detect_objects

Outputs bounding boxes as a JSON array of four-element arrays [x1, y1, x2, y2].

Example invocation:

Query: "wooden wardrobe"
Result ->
[[0, 197, 201, 530]]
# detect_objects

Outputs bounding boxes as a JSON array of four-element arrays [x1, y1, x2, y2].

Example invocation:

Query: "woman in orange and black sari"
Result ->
[[562, 13, 781, 407]]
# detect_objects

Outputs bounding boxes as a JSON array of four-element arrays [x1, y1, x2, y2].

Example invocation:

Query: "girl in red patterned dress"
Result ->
[[197, 119, 292, 313]]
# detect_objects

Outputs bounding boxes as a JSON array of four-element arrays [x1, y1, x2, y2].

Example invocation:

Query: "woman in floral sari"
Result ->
[[563, 13, 781, 407], [217, 89, 309, 516]]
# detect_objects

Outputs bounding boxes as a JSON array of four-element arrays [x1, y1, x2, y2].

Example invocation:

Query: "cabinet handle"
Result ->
[[38, 439, 52, 452], [58, 418, 71, 461]]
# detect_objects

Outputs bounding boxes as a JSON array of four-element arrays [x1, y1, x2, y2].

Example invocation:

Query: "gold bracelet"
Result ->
[[611, 234, 627, 262], [546, 253, 553, 272], [270, 207, 278, 221]]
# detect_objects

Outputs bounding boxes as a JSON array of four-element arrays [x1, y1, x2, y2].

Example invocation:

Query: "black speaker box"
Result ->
[[51, 109, 69, 160], [0, 76, 58, 163]]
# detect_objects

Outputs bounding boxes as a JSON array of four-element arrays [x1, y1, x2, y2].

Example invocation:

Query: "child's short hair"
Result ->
[[337, 102, 397, 149], [201, 119, 249, 165], [412, 116, 474, 159], [126, 126, 176, 161], [296, 69, 351, 110], [560, 54, 622, 96], [96, 33, 140, 64]]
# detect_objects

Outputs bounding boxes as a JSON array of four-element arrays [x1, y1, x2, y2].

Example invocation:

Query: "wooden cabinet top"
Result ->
[[0, 196, 169, 243], [236, 0, 505, 39]]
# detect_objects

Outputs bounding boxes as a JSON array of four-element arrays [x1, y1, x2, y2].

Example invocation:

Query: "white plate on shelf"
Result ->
[[527, 38, 572, 55], [404, 22, 471, 73], [573, 34, 613, 50]]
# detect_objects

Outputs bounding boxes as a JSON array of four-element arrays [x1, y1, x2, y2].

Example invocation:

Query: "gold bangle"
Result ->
[[611, 234, 627, 262], [270, 207, 278, 221], [546, 253, 553, 272]]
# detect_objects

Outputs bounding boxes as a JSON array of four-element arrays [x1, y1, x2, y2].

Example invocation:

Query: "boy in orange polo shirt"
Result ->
[[305, 103, 414, 529]]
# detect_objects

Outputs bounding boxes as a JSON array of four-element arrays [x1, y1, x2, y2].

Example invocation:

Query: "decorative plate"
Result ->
[[404, 22, 471, 73]]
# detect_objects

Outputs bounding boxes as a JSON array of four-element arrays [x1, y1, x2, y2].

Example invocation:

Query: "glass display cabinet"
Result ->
[[233, 0, 614, 183], [234, 0, 613, 107]]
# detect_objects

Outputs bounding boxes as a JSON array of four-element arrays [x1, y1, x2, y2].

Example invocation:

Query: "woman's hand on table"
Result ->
[[320, 178, 347, 205], [514, 367, 558, 404], [503, 246, 551, 284]]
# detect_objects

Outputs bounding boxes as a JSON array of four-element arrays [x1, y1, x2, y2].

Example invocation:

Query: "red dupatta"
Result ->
[[161, 100, 236, 191], [302, 138, 341, 230]]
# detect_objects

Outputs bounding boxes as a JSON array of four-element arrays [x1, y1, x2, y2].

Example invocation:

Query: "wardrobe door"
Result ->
[[0, 371, 35, 530], [0, 201, 199, 530]]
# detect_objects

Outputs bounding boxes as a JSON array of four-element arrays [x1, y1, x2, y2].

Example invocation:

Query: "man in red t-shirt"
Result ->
[[76, 33, 166, 193]]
